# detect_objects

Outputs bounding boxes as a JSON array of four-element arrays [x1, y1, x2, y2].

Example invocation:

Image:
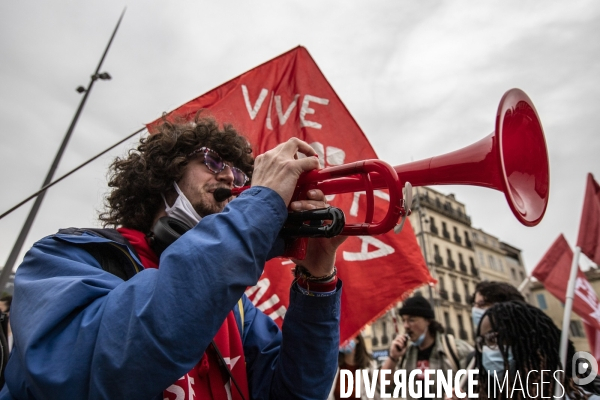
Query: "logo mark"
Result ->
[[572, 351, 598, 385]]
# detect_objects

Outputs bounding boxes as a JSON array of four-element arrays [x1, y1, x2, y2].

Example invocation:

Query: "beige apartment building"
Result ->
[[530, 267, 600, 353], [472, 229, 532, 303], [369, 187, 481, 360], [368, 187, 531, 362]]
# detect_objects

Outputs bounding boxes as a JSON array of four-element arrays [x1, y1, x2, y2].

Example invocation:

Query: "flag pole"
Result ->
[[0, 9, 126, 295], [555, 245, 581, 398], [517, 276, 531, 293]]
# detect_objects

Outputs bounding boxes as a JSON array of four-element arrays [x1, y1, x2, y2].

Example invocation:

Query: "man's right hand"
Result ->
[[251, 138, 320, 207], [389, 333, 409, 360]]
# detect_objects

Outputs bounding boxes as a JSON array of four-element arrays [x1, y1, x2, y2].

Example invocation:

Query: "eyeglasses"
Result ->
[[188, 147, 249, 188], [475, 331, 499, 352]]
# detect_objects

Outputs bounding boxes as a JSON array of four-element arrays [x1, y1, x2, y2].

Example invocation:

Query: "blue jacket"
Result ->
[[0, 187, 341, 399]]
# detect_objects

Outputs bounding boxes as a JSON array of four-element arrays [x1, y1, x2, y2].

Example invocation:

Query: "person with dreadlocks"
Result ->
[[0, 114, 346, 399], [476, 300, 591, 400], [444, 281, 527, 398], [470, 281, 525, 332]]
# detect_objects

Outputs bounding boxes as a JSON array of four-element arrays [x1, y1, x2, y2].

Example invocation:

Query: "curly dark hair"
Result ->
[[471, 281, 525, 305], [99, 113, 254, 232], [476, 301, 587, 400]]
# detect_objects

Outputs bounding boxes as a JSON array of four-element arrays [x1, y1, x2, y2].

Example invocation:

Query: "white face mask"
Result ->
[[161, 182, 202, 229], [471, 306, 486, 329], [412, 332, 426, 347]]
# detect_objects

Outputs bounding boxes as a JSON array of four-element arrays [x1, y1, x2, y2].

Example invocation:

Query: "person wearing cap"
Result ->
[[382, 295, 473, 400]]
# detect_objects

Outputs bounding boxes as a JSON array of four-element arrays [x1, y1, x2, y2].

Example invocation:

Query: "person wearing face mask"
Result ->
[[476, 301, 592, 400], [328, 333, 380, 400], [470, 281, 525, 331], [382, 295, 473, 400], [459, 281, 527, 393], [1, 115, 346, 399]]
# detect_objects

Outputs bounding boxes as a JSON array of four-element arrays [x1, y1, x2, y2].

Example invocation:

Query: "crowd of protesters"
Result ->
[[326, 280, 599, 400]]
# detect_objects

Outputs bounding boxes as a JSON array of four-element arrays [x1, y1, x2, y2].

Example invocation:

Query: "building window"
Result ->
[[442, 222, 450, 239], [537, 294, 548, 310], [434, 245, 443, 265], [447, 249, 455, 269], [439, 276, 445, 290], [520, 271, 525, 281], [488, 255, 496, 270], [429, 216, 439, 235], [453, 226, 462, 244], [569, 320, 585, 338], [478, 251, 485, 267], [464, 231, 472, 248], [444, 312, 452, 331], [511, 268, 517, 281]]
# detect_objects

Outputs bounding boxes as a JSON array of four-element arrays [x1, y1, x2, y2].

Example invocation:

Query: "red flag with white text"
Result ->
[[532, 234, 600, 359], [577, 173, 600, 265], [148, 46, 433, 344]]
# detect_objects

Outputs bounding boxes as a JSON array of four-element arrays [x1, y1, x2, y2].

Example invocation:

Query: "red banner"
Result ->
[[532, 234, 600, 357], [577, 173, 600, 265], [148, 46, 433, 344]]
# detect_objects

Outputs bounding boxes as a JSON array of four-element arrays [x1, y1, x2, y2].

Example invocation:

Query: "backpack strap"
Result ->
[[233, 296, 244, 344], [442, 334, 460, 372], [0, 313, 8, 388], [56, 228, 141, 281], [399, 353, 407, 369]]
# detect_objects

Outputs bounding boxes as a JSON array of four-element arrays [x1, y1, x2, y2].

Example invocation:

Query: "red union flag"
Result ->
[[577, 173, 600, 265], [532, 234, 600, 358], [148, 46, 433, 343]]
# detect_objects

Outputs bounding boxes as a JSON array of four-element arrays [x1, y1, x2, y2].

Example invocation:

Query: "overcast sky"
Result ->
[[1, 1, 599, 276]]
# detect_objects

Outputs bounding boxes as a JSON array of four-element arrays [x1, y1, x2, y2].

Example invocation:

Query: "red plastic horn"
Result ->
[[230, 88, 550, 234], [391, 88, 549, 227]]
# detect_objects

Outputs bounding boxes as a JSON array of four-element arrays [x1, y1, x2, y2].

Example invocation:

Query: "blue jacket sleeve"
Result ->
[[2, 187, 289, 399], [240, 281, 341, 400]]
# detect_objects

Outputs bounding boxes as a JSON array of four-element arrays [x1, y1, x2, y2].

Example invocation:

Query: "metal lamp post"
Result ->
[[0, 9, 125, 294]]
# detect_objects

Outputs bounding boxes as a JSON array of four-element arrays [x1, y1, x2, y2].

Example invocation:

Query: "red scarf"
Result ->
[[118, 228, 250, 400]]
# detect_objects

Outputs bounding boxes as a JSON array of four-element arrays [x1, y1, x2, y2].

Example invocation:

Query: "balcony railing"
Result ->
[[443, 230, 450, 240], [471, 265, 479, 277], [446, 327, 455, 336], [454, 234, 462, 245], [465, 239, 473, 248], [430, 225, 439, 235], [452, 292, 462, 303], [447, 259, 456, 269], [459, 330, 469, 340], [418, 195, 472, 225], [459, 262, 468, 273], [434, 254, 443, 265], [439, 290, 449, 300]]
